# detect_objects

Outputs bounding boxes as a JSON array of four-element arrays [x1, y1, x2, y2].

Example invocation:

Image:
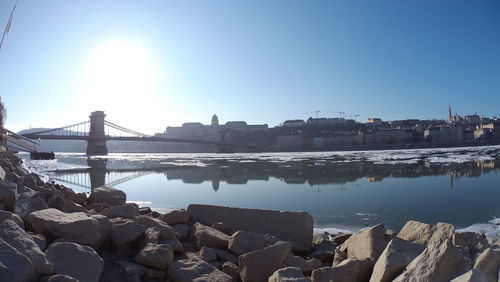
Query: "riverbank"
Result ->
[[0, 151, 499, 281]]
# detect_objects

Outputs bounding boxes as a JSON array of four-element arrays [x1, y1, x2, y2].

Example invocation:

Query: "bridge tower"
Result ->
[[86, 111, 108, 155]]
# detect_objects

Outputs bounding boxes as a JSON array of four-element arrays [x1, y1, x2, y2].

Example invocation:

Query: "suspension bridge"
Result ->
[[12, 111, 236, 155]]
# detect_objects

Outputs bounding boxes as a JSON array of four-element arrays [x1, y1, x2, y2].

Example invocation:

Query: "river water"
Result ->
[[20, 146, 500, 237]]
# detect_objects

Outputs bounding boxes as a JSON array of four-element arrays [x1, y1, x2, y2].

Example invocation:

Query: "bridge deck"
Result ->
[[21, 134, 221, 145]]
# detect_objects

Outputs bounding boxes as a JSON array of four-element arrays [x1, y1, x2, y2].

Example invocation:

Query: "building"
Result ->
[[364, 128, 413, 145], [283, 119, 306, 127], [366, 118, 383, 126], [307, 117, 346, 126]]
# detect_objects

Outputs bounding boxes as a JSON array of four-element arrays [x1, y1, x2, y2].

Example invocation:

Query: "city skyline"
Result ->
[[1, 0, 499, 133]]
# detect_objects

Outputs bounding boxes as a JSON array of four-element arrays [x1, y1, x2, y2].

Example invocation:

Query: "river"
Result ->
[[20, 146, 500, 237]]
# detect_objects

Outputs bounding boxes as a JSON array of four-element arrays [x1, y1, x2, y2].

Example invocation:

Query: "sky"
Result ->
[[0, 0, 499, 134]]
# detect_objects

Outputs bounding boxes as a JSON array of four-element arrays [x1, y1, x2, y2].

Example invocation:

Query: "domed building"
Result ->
[[211, 114, 219, 126]]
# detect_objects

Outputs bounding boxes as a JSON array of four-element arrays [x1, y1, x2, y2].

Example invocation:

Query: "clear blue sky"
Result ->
[[0, 0, 499, 133]]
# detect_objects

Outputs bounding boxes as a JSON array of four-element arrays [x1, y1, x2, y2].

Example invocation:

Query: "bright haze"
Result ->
[[0, 0, 499, 134]]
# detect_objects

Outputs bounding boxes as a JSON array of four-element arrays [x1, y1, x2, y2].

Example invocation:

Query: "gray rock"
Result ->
[[188, 204, 313, 253], [135, 243, 173, 269], [287, 255, 321, 275], [222, 261, 239, 281], [473, 248, 500, 282], [110, 219, 146, 245], [239, 241, 292, 282], [311, 258, 373, 282], [70, 193, 87, 206], [159, 209, 189, 225], [29, 232, 48, 251], [135, 215, 175, 239], [116, 260, 148, 276], [369, 238, 425, 282], [0, 180, 17, 211], [228, 230, 268, 255], [396, 221, 454, 245], [269, 267, 310, 282], [332, 233, 352, 245], [453, 232, 489, 257], [212, 222, 235, 235], [87, 186, 126, 206], [145, 268, 166, 279], [14, 196, 48, 219], [393, 239, 468, 282], [0, 166, 5, 181], [340, 224, 390, 262], [101, 203, 139, 219], [450, 269, 489, 282], [165, 236, 185, 253], [0, 220, 53, 276], [45, 242, 103, 282], [168, 258, 233, 282], [172, 223, 189, 240], [309, 236, 337, 262], [194, 222, 230, 249], [332, 249, 347, 266], [0, 209, 24, 228], [85, 202, 110, 212], [27, 208, 111, 246], [40, 274, 79, 282], [62, 200, 87, 213], [198, 246, 218, 262], [46, 195, 65, 210], [0, 237, 34, 282]]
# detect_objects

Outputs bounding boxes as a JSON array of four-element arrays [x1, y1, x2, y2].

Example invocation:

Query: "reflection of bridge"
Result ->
[[18, 111, 237, 155]]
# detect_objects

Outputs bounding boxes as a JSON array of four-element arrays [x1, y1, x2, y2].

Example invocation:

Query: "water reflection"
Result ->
[[50, 157, 499, 192]]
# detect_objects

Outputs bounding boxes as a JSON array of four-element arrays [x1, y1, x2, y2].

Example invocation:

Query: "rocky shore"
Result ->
[[0, 152, 499, 282]]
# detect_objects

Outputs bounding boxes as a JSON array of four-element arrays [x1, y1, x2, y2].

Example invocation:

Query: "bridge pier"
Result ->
[[86, 111, 108, 155]]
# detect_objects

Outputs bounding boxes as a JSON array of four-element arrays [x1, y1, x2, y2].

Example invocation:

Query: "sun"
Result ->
[[80, 39, 159, 114]]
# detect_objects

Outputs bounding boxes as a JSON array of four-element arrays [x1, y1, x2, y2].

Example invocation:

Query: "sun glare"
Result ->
[[80, 39, 159, 114]]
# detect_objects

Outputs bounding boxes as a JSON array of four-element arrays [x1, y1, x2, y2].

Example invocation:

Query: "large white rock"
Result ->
[[101, 203, 138, 219], [194, 222, 230, 250], [27, 208, 111, 246], [0, 220, 53, 276], [135, 215, 176, 238], [311, 258, 373, 282], [369, 238, 425, 282], [393, 239, 468, 282], [188, 204, 313, 252], [110, 219, 146, 245], [45, 242, 103, 282], [87, 186, 126, 206], [396, 221, 454, 245], [168, 259, 233, 282], [239, 242, 292, 282], [268, 267, 310, 282], [0, 237, 34, 282], [135, 243, 173, 269], [340, 224, 390, 262]]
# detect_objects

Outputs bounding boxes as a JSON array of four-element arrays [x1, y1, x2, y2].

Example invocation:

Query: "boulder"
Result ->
[[168, 259, 233, 282], [46, 195, 65, 210], [135, 243, 173, 269], [188, 204, 313, 252], [453, 232, 489, 257], [473, 248, 500, 282], [139, 206, 152, 215], [70, 193, 87, 206], [332, 249, 347, 266], [198, 246, 218, 262], [215, 248, 239, 264], [311, 258, 373, 282], [393, 239, 468, 282], [369, 238, 425, 282], [159, 209, 189, 225], [85, 202, 111, 212], [135, 215, 175, 238], [340, 224, 390, 262], [309, 235, 337, 262], [27, 208, 111, 246], [15, 196, 48, 219], [29, 232, 48, 251], [194, 222, 230, 249], [0, 220, 53, 276], [0, 180, 17, 211], [239, 241, 292, 282], [450, 269, 489, 282], [228, 231, 268, 255], [40, 274, 79, 282], [110, 219, 146, 245], [222, 261, 239, 280], [62, 200, 87, 213], [212, 222, 235, 235], [269, 267, 310, 282], [286, 255, 321, 275], [172, 223, 189, 240], [0, 210, 24, 228], [0, 237, 34, 282], [101, 203, 139, 219], [116, 260, 148, 277], [396, 221, 454, 245], [87, 186, 126, 206], [0, 166, 5, 180], [332, 233, 352, 245], [45, 242, 103, 282]]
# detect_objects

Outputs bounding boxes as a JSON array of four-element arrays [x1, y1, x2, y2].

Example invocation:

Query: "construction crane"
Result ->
[[325, 111, 346, 118]]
